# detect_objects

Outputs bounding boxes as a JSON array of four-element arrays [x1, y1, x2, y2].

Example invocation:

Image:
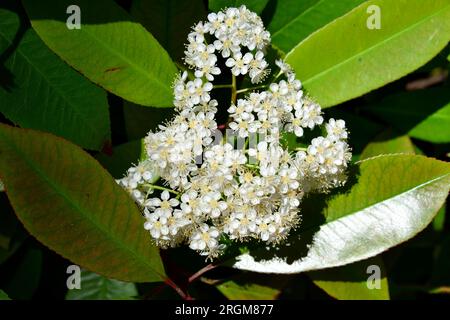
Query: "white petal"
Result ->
[[161, 190, 170, 201]]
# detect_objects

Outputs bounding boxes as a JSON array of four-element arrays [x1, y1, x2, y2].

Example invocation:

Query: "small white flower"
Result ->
[[146, 191, 179, 217], [248, 51, 268, 83], [229, 116, 260, 138], [256, 215, 276, 241], [326, 118, 348, 141], [201, 191, 228, 218], [213, 37, 240, 58], [195, 64, 221, 81], [275, 59, 292, 75], [144, 209, 169, 240], [226, 52, 253, 76], [301, 101, 323, 129], [278, 167, 299, 194], [227, 209, 257, 238], [187, 78, 213, 106], [180, 190, 203, 218], [189, 224, 220, 251], [207, 12, 225, 35]]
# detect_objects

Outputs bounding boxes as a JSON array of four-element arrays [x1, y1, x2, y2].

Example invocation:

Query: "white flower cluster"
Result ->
[[118, 6, 351, 259], [184, 6, 270, 83]]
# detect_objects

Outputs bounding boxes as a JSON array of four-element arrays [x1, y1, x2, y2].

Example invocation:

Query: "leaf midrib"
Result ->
[[290, 3, 450, 85], [271, 0, 325, 38], [0, 128, 164, 281]]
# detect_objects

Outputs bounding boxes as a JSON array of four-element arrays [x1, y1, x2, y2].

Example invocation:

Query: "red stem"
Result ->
[[188, 263, 217, 283], [165, 278, 192, 300]]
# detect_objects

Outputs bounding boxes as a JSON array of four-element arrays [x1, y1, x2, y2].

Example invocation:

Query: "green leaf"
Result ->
[[0, 195, 27, 264], [123, 101, 174, 140], [131, 0, 206, 62], [0, 124, 166, 282], [96, 140, 144, 179], [268, 0, 366, 53], [2, 247, 42, 300], [0, 194, 18, 251], [431, 235, 450, 287], [0, 289, 11, 300], [0, 229, 26, 265], [209, 0, 269, 14], [325, 109, 383, 159], [286, 0, 450, 108], [360, 129, 416, 160], [309, 256, 390, 300], [66, 270, 138, 300], [0, 2, 110, 150], [365, 87, 450, 143], [433, 205, 446, 232], [216, 274, 290, 300], [231, 154, 450, 273], [22, 0, 178, 107]]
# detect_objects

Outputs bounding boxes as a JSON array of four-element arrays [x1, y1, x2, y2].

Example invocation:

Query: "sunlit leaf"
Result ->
[[0, 2, 110, 150], [22, 0, 178, 107], [286, 0, 450, 107], [268, 0, 366, 52], [309, 256, 390, 300], [232, 154, 450, 273], [209, 0, 269, 14], [360, 129, 416, 159], [216, 273, 290, 300]]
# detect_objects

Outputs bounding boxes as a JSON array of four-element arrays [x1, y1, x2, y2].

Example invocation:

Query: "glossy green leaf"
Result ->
[[0, 289, 11, 300], [0, 194, 18, 250], [96, 140, 144, 179], [268, 0, 366, 53], [433, 205, 446, 232], [22, 0, 177, 107], [0, 2, 110, 150], [286, 0, 450, 107], [123, 101, 174, 140], [3, 247, 42, 300], [0, 195, 27, 264], [216, 281, 279, 300], [132, 0, 206, 62], [365, 87, 450, 143], [360, 129, 416, 160], [0, 228, 26, 265], [66, 270, 138, 300], [309, 256, 390, 300], [216, 274, 290, 300], [431, 235, 450, 287], [232, 154, 450, 273], [325, 109, 383, 159], [209, 0, 269, 14], [0, 124, 166, 282]]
